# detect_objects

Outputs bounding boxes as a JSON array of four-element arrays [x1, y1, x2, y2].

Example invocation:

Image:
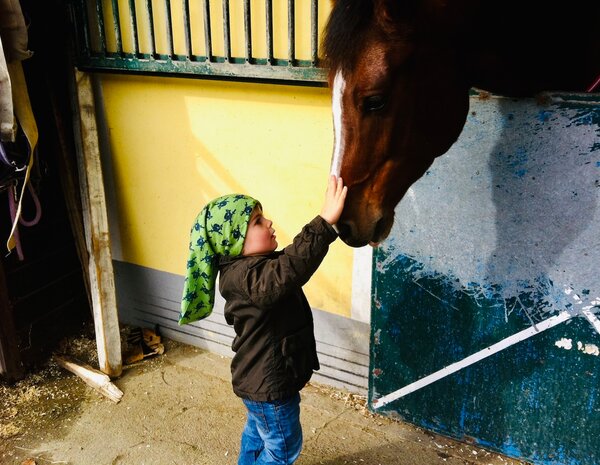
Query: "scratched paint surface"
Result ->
[[370, 94, 600, 465]]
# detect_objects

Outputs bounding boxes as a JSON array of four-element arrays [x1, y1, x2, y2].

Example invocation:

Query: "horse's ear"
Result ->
[[373, 0, 418, 33]]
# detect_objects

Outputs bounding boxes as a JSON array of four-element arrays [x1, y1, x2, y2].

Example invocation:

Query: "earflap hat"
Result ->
[[179, 194, 260, 325]]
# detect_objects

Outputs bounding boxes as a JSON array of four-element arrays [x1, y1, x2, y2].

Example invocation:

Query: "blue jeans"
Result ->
[[238, 393, 302, 465]]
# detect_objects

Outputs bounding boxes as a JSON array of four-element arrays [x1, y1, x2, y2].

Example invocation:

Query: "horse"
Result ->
[[323, 0, 600, 247]]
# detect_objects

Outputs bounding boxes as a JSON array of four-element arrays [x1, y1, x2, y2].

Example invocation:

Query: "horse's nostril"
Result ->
[[336, 222, 352, 239]]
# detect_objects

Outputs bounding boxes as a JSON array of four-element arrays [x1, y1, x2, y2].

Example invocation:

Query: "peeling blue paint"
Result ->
[[370, 94, 600, 465], [371, 250, 599, 464], [515, 168, 527, 178], [537, 110, 553, 122], [587, 388, 597, 414]]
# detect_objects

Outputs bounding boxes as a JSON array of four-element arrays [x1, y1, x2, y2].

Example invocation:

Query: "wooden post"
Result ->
[[71, 70, 122, 378]]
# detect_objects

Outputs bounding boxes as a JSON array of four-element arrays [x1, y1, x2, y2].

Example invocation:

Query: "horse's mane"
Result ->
[[322, 0, 375, 74]]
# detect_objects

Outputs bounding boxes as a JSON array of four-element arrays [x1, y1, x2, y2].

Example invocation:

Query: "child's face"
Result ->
[[242, 206, 278, 256]]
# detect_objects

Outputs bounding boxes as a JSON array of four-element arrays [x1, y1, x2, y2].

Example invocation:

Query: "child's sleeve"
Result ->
[[242, 216, 338, 309]]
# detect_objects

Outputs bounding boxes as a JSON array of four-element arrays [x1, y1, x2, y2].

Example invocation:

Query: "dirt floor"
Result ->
[[0, 328, 530, 465]]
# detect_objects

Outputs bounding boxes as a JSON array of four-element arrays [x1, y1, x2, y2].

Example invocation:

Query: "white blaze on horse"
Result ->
[[323, 0, 600, 247]]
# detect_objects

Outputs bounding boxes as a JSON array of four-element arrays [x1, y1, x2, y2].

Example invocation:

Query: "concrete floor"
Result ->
[[0, 337, 529, 465]]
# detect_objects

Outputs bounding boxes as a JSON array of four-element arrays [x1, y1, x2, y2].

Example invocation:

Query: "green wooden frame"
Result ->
[[68, 0, 328, 84]]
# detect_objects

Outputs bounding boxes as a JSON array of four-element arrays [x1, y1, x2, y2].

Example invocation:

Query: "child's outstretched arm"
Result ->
[[238, 176, 347, 309], [319, 175, 348, 225]]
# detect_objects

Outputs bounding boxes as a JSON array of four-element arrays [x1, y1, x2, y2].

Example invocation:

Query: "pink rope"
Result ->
[[6, 182, 42, 261], [7, 185, 24, 261], [19, 182, 42, 227]]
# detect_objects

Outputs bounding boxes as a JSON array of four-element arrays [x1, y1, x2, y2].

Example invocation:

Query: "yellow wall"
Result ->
[[99, 74, 353, 316]]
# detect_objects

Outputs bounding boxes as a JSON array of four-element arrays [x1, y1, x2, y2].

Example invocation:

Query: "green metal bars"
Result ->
[[68, 0, 328, 84]]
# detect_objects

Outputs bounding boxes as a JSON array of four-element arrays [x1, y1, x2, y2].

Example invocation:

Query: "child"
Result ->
[[179, 175, 347, 464]]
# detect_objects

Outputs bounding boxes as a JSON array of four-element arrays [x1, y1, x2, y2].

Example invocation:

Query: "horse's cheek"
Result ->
[[341, 121, 368, 182]]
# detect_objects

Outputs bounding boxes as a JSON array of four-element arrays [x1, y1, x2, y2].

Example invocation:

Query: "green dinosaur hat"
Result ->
[[179, 194, 260, 325]]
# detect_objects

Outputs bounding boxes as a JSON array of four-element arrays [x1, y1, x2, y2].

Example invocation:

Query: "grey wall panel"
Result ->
[[370, 94, 600, 465], [114, 261, 369, 394]]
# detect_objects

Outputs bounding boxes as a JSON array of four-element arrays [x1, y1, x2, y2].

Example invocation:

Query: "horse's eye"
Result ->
[[363, 95, 386, 112]]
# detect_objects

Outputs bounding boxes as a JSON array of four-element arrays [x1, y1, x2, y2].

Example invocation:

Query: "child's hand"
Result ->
[[320, 175, 348, 225]]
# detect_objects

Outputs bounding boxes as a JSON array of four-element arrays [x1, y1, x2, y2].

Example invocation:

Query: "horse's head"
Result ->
[[324, 0, 471, 247]]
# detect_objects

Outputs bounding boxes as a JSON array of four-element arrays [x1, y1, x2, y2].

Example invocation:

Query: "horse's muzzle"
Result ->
[[337, 210, 394, 247]]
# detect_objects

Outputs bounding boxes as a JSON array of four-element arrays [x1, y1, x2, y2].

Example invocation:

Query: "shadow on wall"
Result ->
[[485, 97, 598, 313]]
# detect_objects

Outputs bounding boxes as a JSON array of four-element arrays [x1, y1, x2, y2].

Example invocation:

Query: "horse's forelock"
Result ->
[[322, 0, 375, 74], [322, 1, 415, 75]]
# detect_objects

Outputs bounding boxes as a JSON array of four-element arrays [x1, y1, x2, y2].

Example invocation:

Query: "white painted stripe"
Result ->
[[581, 308, 600, 335], [351, 246, 373, 323], [372, 310, 574, 409], [330, 70, 345, 177], [565, 287, 600, 335]]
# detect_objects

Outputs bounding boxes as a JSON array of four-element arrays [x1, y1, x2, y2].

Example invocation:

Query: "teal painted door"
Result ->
[[369, 94, 600, 465]]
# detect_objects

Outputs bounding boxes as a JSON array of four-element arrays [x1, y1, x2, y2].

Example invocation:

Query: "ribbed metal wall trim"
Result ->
[[114, 261, 369, 394]]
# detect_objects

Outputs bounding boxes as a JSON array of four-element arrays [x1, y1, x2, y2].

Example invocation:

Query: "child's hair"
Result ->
[[179, 194, 261, 325]]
